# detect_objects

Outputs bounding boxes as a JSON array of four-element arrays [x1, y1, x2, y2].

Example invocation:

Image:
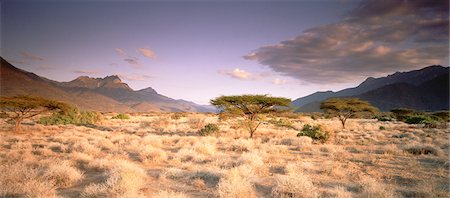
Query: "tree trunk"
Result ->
[[338, 116, 346, 129], [15, 118, 22, 132]]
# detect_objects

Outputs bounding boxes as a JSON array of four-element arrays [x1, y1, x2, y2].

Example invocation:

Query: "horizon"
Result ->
[[2, 0, 448, 105]]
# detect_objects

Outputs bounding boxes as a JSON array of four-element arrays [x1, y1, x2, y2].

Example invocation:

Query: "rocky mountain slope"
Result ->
[[0, 57, 215, 112]]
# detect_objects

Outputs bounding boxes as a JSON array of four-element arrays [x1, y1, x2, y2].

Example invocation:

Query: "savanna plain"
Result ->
[[0, 112, 448, 198]]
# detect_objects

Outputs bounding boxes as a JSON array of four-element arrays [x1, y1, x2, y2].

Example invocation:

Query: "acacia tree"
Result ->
[[320, 98, 377, 129], [210, 94, 291, 138], [0, 95, 72, 131]]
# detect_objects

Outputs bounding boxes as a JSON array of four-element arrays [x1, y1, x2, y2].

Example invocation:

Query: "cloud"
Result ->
[[219, 68, 276, 81], [272, 78, 287, 85], [115, 48, 142, 68], [124, 58, 139, 65], [73, 69, 98, 74], [8, 60, 30, 65], [118, 74, 152, 81], [245, 0, 449, 84], [137, 47, 157, 60], [115, 48, 127, 56], [19, 51, 44, 61], [219, 68, 253, 80]]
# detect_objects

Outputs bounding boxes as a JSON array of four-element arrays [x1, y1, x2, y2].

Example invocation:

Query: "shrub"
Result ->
[[43, 161, 84, 188], [217, 168, 256, 198], [403, 144, 442, 156], [111, 113, 130, 119], [271, 174, 318, 198], [391, 108, 414, 121], [375, 113, 393, 122], [38, 109, 101, 126], [431, 111, 450, 122], [404, 115, 435, 124], [297, 124, 329, 143], [268, 118, 296, 130], [198, 123, 220, 136], [379, 126, 386, 130]]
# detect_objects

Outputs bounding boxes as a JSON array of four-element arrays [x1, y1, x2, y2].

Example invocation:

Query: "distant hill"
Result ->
[[293, 65, 449, 112], [0, 57, 215, 113]]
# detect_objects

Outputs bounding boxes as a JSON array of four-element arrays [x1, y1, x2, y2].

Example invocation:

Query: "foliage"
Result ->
[[431, 111, 450, 122], [390, 108, 415, 121], [403, 115, 444, 128], [38, 108, 101, 126], [375, 115, 393, 122], [320, 98, 378, 128], [0, 95, 73, 131], [379, 126, 386, 130], [111, 113, 130, 119], [210, 94, 291, 138], [198, 123, 220, 136], [268, 118, 296, 130], [297, 124, 329, 143]]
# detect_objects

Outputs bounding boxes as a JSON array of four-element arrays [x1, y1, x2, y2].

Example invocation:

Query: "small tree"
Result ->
[[0, 95, 72, 131], [320, 98, 377, 129], [210, 94, 291, 138]]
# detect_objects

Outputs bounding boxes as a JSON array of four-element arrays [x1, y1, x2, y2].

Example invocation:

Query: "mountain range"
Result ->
[[292, 65, 449, 112], [0, 57, 215, 113], [1, 57, 448, 113]]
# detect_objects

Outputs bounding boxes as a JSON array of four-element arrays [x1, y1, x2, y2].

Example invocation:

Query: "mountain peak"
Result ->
[[63, 74, 130, 90], [103, 75, 122, 84], [138, 87, 158, 94]]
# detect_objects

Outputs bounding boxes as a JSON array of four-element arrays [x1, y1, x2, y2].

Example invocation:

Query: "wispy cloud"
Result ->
[[272, 78, 287, 85], [114, 48, 142, 68], [137, 47, 157, 60], [73, 69, 98, 74], [219, 68, 253, 80], [8, 60, 30, 65], [115, 48, 127, 56], [219, 68, 273, 81], [19, 51, 44, 61], [245, 0, 449, 84]]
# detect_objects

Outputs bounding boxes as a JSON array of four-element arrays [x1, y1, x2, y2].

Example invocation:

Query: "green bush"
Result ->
[[198, 123, 219, 136], [111, 113, 130, 119], [431, 111, 450, 122], [297, 124, 329, 143], [375, 113, 394, 122], [38, 109, 101, 126], [404, 115, 435, 124], [391, 108, 414, 121], [379, 126, 386, 130], [268, 118, 296, 130]]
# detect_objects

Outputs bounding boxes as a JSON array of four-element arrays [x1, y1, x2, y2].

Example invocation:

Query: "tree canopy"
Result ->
[[320, 98, 377, 128], [211, 94, 291, 138], [0, 95, 73, 131]]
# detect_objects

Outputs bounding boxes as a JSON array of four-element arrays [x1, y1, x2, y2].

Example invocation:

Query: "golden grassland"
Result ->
[[0, 113, 448, 197]]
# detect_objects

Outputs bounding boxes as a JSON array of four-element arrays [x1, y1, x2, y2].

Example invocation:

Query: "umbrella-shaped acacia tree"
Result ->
[[320, 98, 378, 129], [210, 94, 291, 138], [0, 95, 72, 131]]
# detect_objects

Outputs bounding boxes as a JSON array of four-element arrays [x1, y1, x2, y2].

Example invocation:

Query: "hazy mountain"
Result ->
[[294, 65, 449, 112], [0, 57, 215, 112]]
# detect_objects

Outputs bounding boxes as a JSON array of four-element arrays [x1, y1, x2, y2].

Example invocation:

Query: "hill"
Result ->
[[0, 57, 215, 112], [293, 65, 449, 112]]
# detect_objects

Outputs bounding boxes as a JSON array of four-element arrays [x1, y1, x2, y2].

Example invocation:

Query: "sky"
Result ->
[[1, 0, 448, 105]]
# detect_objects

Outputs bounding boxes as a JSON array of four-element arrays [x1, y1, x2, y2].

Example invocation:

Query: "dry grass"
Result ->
[[0, 114, 448, 197]]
